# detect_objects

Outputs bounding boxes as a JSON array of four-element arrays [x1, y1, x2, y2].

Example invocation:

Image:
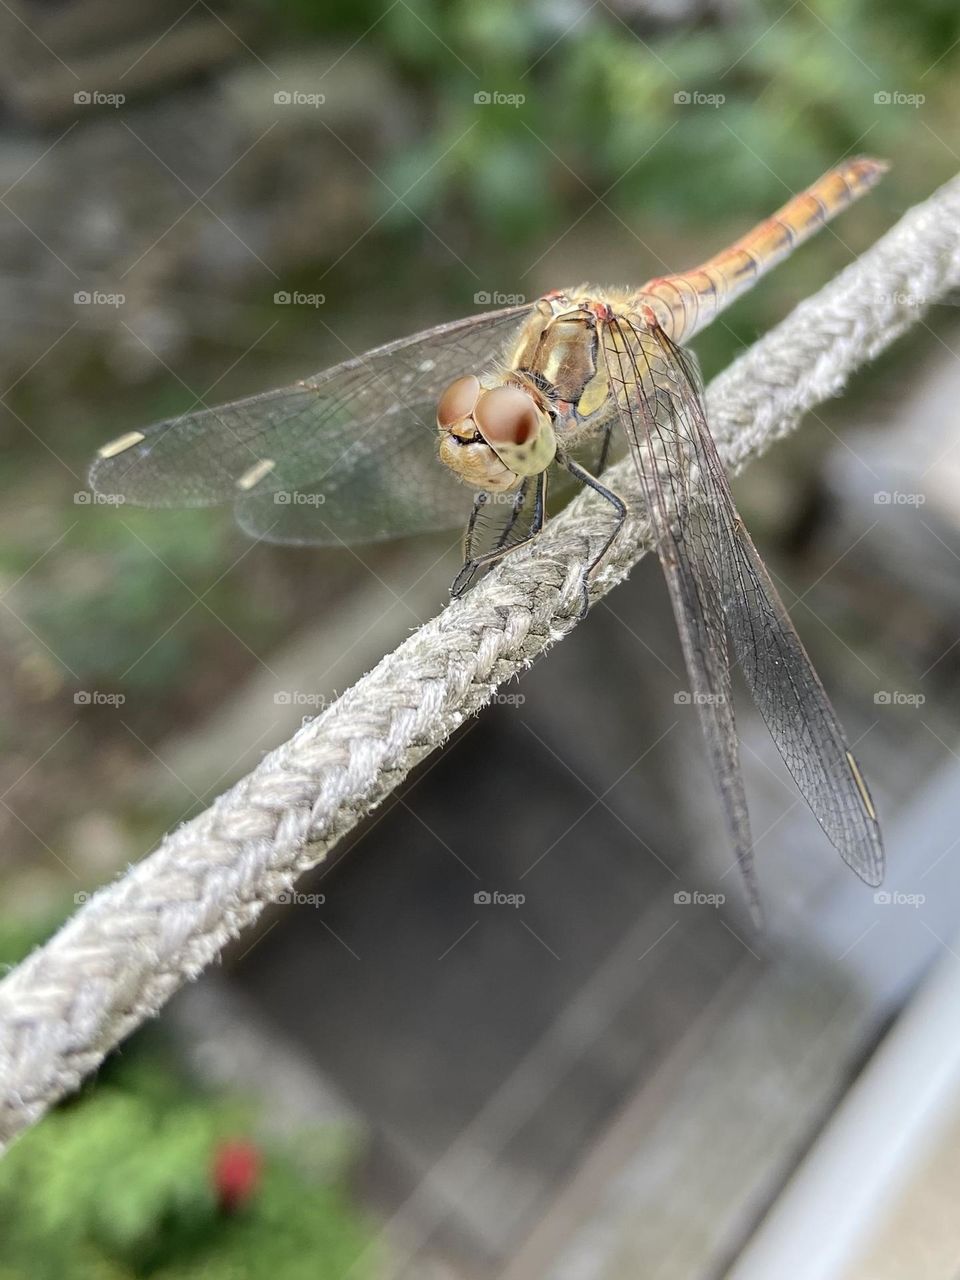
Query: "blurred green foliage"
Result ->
[[264, 0, 959, 236], [0, 907, 63, 973], [236, 0, 959, 384], [0, 1049, 375, 1280]]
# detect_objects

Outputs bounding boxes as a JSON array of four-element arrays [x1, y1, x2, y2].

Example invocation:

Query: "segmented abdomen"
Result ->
[[636, 157, 887, 344]]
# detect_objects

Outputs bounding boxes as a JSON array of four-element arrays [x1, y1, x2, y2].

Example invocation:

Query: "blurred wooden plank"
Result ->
[[506, 956, 869, 1280], [506, 748, 960, 1280], [729, 927, 960, 1280]]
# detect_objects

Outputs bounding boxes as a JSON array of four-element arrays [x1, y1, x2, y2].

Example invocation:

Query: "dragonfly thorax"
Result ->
[[504, 293, 618, 440], [436, 372, 557, 492], [511, 299, 603, 408]]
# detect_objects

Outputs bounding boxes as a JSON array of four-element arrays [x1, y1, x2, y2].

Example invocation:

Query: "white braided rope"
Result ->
[[2, 173, 959, 1150]]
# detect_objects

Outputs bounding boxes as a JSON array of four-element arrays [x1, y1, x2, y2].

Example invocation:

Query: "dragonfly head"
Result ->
[[436, 374, 556, 492]]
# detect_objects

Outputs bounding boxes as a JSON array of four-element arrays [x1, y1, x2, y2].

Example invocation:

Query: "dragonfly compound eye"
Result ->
[[474, 386, 556, 477], [436, 377, 556, 490], [474, 386, 539, 446], [436, 374, 481, 429]]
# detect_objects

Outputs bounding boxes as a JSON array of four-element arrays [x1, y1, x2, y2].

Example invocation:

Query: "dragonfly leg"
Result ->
[[559, 455, 626, 618], [495, 480, 532, 550], [462, 490, 490, 564], [595, 423, 614, 475], [451, 474, 546, 598]]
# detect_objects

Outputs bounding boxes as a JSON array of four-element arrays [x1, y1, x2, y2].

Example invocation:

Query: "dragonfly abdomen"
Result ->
[[634, 156, 888, 344]]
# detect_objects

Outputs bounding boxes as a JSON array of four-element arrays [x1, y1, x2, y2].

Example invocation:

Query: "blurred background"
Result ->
[[1, 1, 960, 1277]]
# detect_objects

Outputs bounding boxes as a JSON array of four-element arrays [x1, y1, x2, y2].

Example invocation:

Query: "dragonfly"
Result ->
[[91, 157, 887, 914]]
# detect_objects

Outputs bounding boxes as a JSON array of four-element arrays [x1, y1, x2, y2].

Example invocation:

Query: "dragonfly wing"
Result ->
[[601, 315, 758, 915], [90, 304, 531, 544], [233, 425, 470, 546], [603, 313, 884, 890]]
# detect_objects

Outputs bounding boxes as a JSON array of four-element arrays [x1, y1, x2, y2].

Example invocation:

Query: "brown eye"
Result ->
[[437, 374, 480, 428], [474, 386, 540, 447]]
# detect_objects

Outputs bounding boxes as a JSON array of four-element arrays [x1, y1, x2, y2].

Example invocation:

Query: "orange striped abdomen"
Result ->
[[636, 157, 888, 344]]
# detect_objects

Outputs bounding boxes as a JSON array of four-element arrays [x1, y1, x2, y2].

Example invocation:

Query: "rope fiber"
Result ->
[[2, 171, 960, 1150]]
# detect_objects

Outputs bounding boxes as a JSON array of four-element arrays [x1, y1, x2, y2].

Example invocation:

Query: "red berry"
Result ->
[[212, 1139, 260, 1213]]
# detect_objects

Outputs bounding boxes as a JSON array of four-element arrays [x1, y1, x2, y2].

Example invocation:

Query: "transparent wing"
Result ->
[[601, 312, 884, 899], [90, 304, 531, 545], [232, 430, 467, 546], [601, 316, 759, 915]]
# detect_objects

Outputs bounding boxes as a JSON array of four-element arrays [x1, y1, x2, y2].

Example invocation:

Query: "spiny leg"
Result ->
[[451, 473, 546, 598], [495, 480, 532, 551], [595, 423, 614, 476], [455, 482, 526, 597], [560, 455, 627, 618], [462, 489, 490, 564]]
